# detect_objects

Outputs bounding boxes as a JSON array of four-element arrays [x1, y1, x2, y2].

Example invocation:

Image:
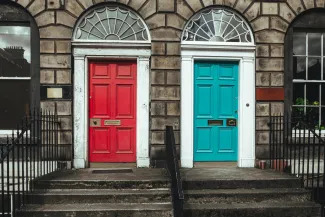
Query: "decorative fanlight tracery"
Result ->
[[74, 6, 149, 41], [182, 8, 253, 43]]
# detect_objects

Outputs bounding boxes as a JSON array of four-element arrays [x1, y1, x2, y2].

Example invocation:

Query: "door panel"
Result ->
[[89, 61, 136, 163], [194, 61, 238, 162]]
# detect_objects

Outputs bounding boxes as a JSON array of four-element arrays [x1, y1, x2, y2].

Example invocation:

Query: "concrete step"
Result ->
[[182, 177, 302, 190], [16, 203, 173, 217], [184, 188, 311, 204], [33, 179, 170, 190], [184, 202, 321, 217], [26, 189, 171, 204]]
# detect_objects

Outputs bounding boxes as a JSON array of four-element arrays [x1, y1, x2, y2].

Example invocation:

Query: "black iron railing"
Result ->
[[0, 109, 66, 217], [165, 126, 184, 217], [269, 113, 325, 215]]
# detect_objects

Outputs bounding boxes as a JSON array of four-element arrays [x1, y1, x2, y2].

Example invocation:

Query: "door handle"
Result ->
[[226, 119, 237, 126], [90, 118, 101, 127]]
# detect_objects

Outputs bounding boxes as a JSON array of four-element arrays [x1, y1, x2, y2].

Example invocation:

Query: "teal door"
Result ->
[[194, 61, 238, 162]]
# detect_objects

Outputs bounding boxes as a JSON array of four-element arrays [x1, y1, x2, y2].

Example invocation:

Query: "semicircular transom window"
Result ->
[[74, 6, 150, 41], [182, 8, 253, 43]]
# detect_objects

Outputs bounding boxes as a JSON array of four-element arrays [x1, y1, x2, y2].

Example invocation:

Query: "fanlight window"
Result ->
[[182, 8, 253, 43], [74, 6, 149, 41]]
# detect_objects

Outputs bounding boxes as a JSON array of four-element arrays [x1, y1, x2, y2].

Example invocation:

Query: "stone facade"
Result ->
[[8, 0, 325, 166]]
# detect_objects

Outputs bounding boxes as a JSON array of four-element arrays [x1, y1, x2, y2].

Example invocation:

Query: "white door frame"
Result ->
[[180, 44, 256, 168], [72, 42, 151, 169]]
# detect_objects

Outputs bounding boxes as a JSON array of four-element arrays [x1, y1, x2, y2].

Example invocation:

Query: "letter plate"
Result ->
[[208, 120, 223, 126], [104, 120, 121, 126], [90, 118, 101, 127], [226, 119, 237, 126]]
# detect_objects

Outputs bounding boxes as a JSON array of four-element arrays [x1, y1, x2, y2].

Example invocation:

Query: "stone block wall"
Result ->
[[9, 0, 325, 166]]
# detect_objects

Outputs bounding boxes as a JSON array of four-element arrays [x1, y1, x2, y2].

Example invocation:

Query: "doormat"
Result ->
[[92, 169, 133, 174]]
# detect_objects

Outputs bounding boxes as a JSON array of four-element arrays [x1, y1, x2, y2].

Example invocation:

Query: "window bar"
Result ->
[[305, 33, 308, 114]]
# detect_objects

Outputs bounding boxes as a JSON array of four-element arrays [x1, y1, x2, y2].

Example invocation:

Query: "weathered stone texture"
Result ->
[[202, 0, 213, 7], [176, 0, 193, 19], [151, 87, 180, 100], [279, 3, 295, 22], [270, 17, 288, 32], [255, 30, 285, 43], [186, 0, 203, 12], [303, 0, 315, 9], [316, 0, 325, 7], [78, 0, 94, 9], [41, 101, 56, 112], [151, 71, 165, 84], [151, 131, 165, 144], [287, 0, 305, 14], [152, 56, 181, 69], [151, 28, 181, 41], [56, 70, 71, 84], [256, 117, 270, 130], [262, 3, 278, 15], [256, 131, 269, 144], [56, 41, 72, 54], [167, 71, 180, 85], [271, 103, 284, 115], [166, 43, 180, 55], [151, 117, 180, 130], [256, 73, 270, 87], [245, 2, 261, 21], [47, 0, 61, 9], [17, 0, 33, 7], [223, 0, 237, 7], [167, 102, 180, 116], [147, 14, 166, 29], [256, 103, 270, 116], [152, 43, 166, 55], [40, 70, 55, 84], [40, 55, 71, 69], [235, 0, 253, 13], [56, 11, 77, 28], [65, 0, 83, 17], [151, 102, 166, 115], [40, 26, 72, 39], [158, 0, 175, 11], [270, 45, 284, 57], [251, 16, 269, 32], [57, 101, 72, 115], [271, 73, 284, 86], [167, 14, 185, 30], [27, 0, 45, 16], [59, 131, 72, 145], [256, 58, 284, 71], [256, 45, 269, 57], [40, 41, 55, 53], [59, 117, 72, 130], [139, 0, 156, 19], [128, 0, 146, 10], [35, 11, 55, 27]]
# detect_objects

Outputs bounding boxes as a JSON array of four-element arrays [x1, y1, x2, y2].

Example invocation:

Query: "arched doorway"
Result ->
[[72, 4, 151, 168], [180, 7, 256, 168]]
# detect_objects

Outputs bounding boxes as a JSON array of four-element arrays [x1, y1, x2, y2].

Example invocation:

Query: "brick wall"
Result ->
[[9, 0, 325, 166]]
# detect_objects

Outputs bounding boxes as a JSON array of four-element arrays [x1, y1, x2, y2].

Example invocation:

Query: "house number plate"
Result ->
[[104, 120, 121, 126]]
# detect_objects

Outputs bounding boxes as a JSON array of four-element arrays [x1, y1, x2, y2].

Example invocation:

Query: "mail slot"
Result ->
[[226, 119, 237, 126], [208, 120, 223, 126], [104, 120, 121, 126]]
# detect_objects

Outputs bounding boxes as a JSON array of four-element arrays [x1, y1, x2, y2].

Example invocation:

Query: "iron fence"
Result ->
[[0, 108, 67, 217], [165, 126, 184, 217], [269, 113, 325, 215]]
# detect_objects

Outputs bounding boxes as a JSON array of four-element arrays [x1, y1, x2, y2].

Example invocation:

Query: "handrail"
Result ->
[[165, 126, 184, 217]]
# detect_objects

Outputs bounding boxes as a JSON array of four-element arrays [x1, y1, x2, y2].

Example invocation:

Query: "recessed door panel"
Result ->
[[89, 61, 137, 163], [194, 61, 238, 162]]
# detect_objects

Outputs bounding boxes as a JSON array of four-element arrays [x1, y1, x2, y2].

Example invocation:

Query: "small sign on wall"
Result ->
[[47, 88, 63, 99]]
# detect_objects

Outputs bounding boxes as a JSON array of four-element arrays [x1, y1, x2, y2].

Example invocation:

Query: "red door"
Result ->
[[89, 61, 136, 162]]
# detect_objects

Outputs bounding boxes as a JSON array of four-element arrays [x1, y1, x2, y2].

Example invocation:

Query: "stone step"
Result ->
[[16, 203, 173, 217], [26, 189, 171, 204], [33, 179, 170, 190], [182, 177, 302, 190], [184, 188, 311, 204], [184, 202, 321, 217]]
